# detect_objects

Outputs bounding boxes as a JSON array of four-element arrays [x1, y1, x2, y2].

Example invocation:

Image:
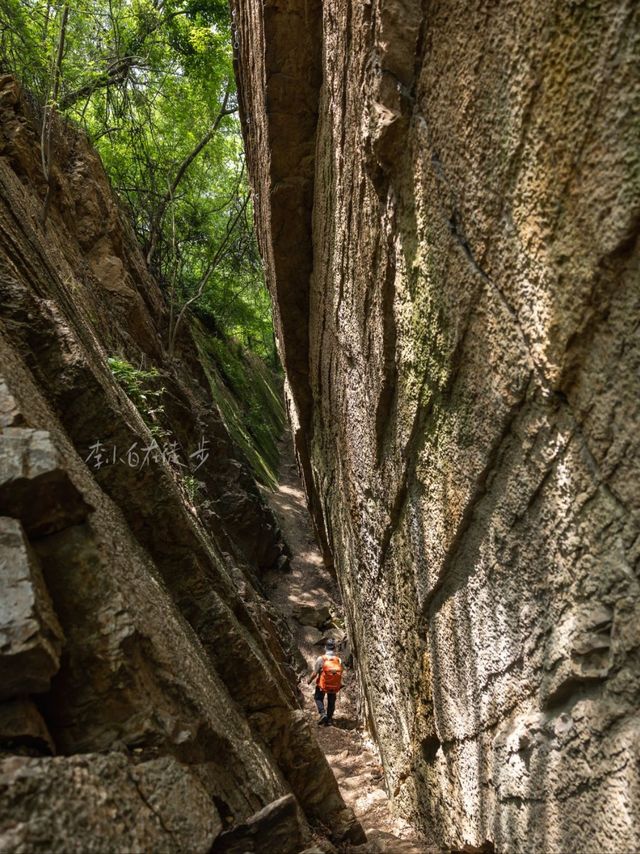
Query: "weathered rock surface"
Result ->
[[234, 1, 640, 851], [212, 793, 308, 854], [0, 699, 54, 756], [0, 76, 361, 849], [0, 753, 220, 853], [0, 428, 93, 536], [0, 381, 23, 429], [293, 604, 332, 629], [0, 517, 63, 700]]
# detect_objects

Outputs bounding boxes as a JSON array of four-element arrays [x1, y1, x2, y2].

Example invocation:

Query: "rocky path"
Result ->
[[263, 435, 427, 853]]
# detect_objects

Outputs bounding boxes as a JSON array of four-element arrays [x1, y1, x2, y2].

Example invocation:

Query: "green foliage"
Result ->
[[208, 335, 284, 467], [182, 473, 205, 504], [0, 0, 276, 362], [192, 323, 285, 487], [107, 356, 167, 438]]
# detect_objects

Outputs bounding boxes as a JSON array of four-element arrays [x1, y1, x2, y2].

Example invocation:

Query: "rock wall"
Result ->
[[233, 1, 640, 851], [0, 76, 362, 851]]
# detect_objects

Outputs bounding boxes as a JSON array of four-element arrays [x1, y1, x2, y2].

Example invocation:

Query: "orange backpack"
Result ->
[[318, 654, 343, 693]]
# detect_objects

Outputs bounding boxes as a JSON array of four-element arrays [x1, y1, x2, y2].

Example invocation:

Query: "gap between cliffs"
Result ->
[[263, 433, 429, 854]]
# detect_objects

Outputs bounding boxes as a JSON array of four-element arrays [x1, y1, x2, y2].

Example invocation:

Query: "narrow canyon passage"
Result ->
[[263, 436, 428, 854], [0, 0, 638, 851]]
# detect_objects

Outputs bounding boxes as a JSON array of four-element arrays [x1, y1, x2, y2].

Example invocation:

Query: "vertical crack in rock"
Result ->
[[232, 0, 332, 570]]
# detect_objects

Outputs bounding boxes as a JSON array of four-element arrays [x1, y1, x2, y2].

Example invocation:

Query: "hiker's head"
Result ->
[[325, 638, 336, 654]]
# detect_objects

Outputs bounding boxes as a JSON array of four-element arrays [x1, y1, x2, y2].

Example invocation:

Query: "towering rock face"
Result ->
[[0, 76, 361, 850], [234, 1, 640, 851]]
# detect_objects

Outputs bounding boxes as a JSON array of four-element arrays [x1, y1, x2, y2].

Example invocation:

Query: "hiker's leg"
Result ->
[[314, 686, 326, 716], [327, 692, 336, 720]]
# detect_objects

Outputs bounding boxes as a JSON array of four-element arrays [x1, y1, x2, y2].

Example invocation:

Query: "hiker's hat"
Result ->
[[326, 638, 336, 650]]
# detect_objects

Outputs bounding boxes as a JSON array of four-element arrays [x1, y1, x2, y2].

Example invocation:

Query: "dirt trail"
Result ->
[[263, 435, 427, 853]]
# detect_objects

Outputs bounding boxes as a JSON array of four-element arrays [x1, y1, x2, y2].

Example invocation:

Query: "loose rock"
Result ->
[[293, 604, 332, 629], [0, 517, 64, 700], [211, 793, 308, 854], [0, 699, 54, 755], [0, 429, 93, 536]]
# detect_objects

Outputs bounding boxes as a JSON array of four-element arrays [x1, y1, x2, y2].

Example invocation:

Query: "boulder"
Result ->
[[300, 625, 324, 648], [0, 698, 54, 754], [292, 604, 332, 629], [211, 793, 308, 854], [0, 378, 23, 427], [275, 554, 291, 572], [0, 517, 64, 700], [0, 429, 93, 536], [331, 808, 368, 846], [0, 753, 221, 853]]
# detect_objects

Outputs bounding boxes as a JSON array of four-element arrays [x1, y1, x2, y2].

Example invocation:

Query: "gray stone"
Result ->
[[0, 379, 23, 428], [0, 429, 93, 536], [292, 604, 332, 629], [300, 625, 323, 647], [0, 517, 64, 700], [211, 793, 308, 854], [0, 753, 221, 853]]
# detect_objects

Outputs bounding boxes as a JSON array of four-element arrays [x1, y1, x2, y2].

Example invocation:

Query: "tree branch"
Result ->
[[40, 2, 69, 226], [59, 54, 143, 111], [146, 85, 235, 267], [168, 193, 249, 356]]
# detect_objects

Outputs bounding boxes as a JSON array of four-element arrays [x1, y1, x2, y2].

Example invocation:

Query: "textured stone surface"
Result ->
[[0, 753, 220, 853], [0, 427, 93, 537], [0, 76, 356, 848], [293, 604, 332, 629], [234, 0, 640, 851], [0, 380, 23, 428], [0, 517, 63, 700], [212, 793, 308, 854], [0, 699, 54, 755]]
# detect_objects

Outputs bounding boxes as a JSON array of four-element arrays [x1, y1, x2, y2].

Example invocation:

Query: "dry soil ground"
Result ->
[[264, 435, 429, 853]]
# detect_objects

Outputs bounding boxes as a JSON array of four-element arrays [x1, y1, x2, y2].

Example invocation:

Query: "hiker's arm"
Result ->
[[307, 657, 321, 684]]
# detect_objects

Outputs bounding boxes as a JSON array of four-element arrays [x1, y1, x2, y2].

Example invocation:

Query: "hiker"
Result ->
[[308, 638, 344, 726]]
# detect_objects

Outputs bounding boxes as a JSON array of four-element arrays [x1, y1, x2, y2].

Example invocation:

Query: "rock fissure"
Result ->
[[126, 765, 181, 844], [1, 1, 639, 851]]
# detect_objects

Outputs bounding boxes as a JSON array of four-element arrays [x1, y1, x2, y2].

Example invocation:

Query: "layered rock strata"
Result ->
[[0, 76, 361, 850], [233, 1, 640, 851]]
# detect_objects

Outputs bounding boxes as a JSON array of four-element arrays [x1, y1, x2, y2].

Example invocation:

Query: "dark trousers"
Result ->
[[314, 686, 336, 720]]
